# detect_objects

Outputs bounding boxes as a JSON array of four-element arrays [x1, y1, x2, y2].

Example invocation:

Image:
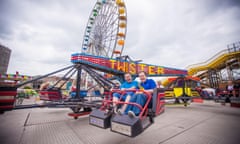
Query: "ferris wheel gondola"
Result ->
[[81, 0, 127, 58]]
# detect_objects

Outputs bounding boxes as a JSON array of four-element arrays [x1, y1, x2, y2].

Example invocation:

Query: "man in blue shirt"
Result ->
[[126, 71, 156, 117], [112, 73, 138, 114]]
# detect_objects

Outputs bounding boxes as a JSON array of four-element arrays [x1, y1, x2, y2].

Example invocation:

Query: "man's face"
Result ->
[[124, 74, 132, 82], [139, 72, 147, 83]]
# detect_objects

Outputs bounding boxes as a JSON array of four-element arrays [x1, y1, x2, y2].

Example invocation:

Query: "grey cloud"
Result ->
[[1, 0, 240, 75], [206, 0, 240, 9], [0, 24, 12, 40], [122, 0, 237, 67], [0, 1, 14, 39]]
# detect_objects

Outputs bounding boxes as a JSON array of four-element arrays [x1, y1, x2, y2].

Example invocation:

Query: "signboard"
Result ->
[[71, 53, 188, 76]]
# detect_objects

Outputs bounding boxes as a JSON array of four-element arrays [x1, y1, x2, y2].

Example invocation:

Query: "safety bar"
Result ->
[[103, 89, 152, 119]]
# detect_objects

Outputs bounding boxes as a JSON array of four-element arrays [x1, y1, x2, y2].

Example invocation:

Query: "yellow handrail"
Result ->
[[187, 46, 240, 75]]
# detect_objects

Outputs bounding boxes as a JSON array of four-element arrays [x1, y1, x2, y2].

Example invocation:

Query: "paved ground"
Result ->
[[0, 100, 240, 144]]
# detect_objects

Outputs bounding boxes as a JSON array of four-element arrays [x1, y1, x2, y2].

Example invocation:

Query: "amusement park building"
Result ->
[[0, 44, 11, 74]]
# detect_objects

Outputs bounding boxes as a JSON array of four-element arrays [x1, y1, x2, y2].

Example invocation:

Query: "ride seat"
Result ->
[[149, 88, 165, 116]]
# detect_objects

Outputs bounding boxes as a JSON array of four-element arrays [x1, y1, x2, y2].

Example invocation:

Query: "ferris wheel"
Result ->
[[81, 0, 127, 58]]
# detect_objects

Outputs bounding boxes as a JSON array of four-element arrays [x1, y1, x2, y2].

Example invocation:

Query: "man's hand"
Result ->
[[122, 87, 136, 91], [135, 89, 144, 94], [136, 89, 153, 94], [127, 87, 136, 90]]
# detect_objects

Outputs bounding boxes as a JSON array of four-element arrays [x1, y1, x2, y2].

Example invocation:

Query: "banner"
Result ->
[[71, 53, 188, 76]]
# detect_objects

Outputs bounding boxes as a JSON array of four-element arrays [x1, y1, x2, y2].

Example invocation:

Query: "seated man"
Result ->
[[126, 71, 156, 117], [112, 73, 138, 114]]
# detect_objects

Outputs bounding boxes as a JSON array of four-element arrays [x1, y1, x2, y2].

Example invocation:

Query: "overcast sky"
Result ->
[[0, 0, 240, 76]]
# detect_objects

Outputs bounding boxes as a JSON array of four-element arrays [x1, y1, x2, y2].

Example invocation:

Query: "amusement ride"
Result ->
[[0, 0, 213, 136]]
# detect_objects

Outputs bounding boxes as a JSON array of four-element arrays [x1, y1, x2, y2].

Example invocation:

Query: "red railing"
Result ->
[[0, 88, 17, 112], [102, 89, 152, 120]]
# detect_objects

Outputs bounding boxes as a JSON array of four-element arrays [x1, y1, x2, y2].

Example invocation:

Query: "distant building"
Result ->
[[0, 44, 11, 74]]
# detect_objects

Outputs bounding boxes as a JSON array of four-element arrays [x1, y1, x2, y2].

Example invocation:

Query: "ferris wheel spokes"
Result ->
[[81, 0, 127, 58]]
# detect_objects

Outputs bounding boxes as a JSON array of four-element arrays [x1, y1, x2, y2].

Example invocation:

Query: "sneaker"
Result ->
[[113, 107, 118, 114], [128, 111, 136, 118], [104, 109, 110, 115], [117, 109, 123, 115]]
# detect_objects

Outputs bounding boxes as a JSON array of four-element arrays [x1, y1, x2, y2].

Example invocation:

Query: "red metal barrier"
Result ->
[[0, 86, 17, 113]]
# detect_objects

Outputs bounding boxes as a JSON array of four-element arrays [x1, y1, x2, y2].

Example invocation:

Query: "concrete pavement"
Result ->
[[0, 100, 239, 144]]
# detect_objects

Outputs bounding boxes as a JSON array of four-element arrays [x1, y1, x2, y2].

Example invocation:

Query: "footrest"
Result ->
[[111, 115, 143, 137], [89, 109, 111, 129]]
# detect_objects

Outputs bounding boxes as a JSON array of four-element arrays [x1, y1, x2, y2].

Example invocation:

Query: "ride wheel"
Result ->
[[81, 0, 127, 58]]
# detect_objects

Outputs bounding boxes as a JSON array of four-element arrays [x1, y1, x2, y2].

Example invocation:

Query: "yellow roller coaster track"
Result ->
[[187, 48, 240, 76]]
